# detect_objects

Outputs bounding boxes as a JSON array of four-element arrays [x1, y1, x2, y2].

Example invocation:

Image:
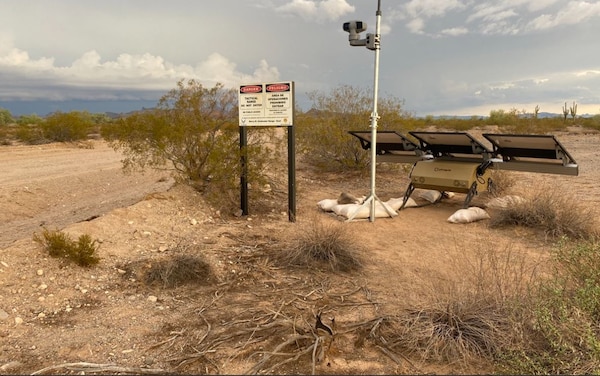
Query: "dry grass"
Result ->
[[274, 217, 364, 273], [143, 255, 214, 288], [488, 169, 517, 197], [375, 239, 539, 365], [489, 183, 599, 240]]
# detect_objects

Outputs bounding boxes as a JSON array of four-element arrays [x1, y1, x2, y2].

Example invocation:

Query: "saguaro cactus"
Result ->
[[569, 101, 578, 122]]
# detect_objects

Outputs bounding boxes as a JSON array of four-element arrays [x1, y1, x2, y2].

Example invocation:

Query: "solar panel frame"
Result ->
[[409, 131, 492, 157], [348, 130, 419, 154], [482, 133, 577, 165]]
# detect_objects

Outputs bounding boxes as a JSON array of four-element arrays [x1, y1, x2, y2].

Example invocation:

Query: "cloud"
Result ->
[[395, 0, 600, 37], [403, 0, 466, 18], [0, 44, 280, 101], [527, 1, 600, 31], [276, 0, 355, 22], [441, 26, 469, 36]]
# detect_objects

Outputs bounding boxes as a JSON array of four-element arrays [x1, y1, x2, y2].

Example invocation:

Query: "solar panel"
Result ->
[[483, 133, 578, 175], [409, 131, 491, 157], [348, 130, 418, 153]]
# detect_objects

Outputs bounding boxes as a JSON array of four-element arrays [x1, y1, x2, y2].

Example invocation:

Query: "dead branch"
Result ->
[[245, 334, 314, 374], [31, 362, 169, 375]]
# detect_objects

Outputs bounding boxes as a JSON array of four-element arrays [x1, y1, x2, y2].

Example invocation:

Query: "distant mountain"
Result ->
[[425, 112, 594, 120]]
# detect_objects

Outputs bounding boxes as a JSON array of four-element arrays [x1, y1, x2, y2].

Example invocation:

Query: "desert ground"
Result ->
[[1, 127, 599, 374]]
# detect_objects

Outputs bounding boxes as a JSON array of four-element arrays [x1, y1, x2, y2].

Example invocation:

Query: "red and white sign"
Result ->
[[239, 81, 294, 126]]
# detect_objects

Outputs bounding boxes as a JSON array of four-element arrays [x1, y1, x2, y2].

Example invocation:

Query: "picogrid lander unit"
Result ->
[[349, 130, 578, 209]]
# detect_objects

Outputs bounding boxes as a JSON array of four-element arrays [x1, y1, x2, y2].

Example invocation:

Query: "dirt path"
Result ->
[[0, 141, 174, 248]]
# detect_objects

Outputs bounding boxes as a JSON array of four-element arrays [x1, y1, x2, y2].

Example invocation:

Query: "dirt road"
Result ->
[[0, 141, 173, 249]]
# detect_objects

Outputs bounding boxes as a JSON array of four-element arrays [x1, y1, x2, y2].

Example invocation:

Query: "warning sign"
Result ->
[[239, 81, 294, 126]]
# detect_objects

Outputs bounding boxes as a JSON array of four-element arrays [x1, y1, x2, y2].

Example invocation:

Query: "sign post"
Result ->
[[238, 81, 295, 222]]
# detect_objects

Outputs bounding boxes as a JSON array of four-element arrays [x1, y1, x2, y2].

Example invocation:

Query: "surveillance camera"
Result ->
[[343, 20, 367, 46]]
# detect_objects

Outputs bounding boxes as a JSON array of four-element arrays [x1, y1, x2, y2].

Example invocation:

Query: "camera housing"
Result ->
[[343, 20, 367, 46]]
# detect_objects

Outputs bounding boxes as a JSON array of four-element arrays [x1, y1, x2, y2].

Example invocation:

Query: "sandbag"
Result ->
[[317, 199, 339, 212], [485, 195, 526, 209], [386, 197, 418, 210], [447, 207, 490, 224], [419, 190, 442, 203], [332, 202, 398, 219]]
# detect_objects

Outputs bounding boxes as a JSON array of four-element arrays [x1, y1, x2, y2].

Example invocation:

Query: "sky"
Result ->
[[0, 0, 599, 117]]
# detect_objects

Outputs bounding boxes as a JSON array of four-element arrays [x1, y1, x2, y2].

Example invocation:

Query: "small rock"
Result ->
[[14, 317, 23, 325], [142, 231, 152, 237], [117, 269, 126, 274], [39, 283, 48, 290], [158, 245, 168, 252], [36, 269, 43, 276], [1, 261, 9, 268], [147, 295, 158, 303], [190, 218, 198, 226], [0, 309, 9, 320]]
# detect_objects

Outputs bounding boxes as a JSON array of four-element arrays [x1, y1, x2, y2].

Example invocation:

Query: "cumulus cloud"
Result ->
[[0, 45, 280, 101], [276, 0, 355, 22]]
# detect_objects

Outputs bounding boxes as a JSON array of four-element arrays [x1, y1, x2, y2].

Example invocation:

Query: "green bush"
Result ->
[[500, 239, 600, 374], [102, 80, 279, 211], [41, 111, 93, 142], [33, 228, 100, 267], [15, 124, 46, 144], [296, 84, 408, 172], [0, 107, 14, 125]]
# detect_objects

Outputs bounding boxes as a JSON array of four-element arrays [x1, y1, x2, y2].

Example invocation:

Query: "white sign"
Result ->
[[239, 81, 294, 126]]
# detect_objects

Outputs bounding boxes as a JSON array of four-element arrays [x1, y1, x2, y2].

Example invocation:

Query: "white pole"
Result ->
[[368, 0, 382, 222]]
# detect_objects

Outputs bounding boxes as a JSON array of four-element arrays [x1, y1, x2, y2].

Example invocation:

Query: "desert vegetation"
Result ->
[[33, 227, 100, 267], [2, 82, 600, 374]]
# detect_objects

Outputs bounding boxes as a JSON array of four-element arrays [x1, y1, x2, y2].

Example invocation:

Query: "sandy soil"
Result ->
[[0, 129, 599, 375]]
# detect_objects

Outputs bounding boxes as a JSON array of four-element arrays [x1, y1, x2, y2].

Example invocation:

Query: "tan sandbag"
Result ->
[[419, 190, 442, 203], [332, 202, 398, 219], [485, 195, 526, 209], [386, 197, 418, 210], [447, 207, 490, 224], [317, 199, 339, 212]]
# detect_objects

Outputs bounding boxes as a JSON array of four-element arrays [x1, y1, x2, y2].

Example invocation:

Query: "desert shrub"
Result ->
[[15, 124, 46, 144], [296, 84, 408, 172], [102, 79, 279, 212], [499, 239, 600, 374], [41, 111, 93, 142], [0, 107, 14, 125], [487, 169, 517, 197], [489, 184, 598, 240], [143, 255, 214, 288], [276, 217, 364, 273], [382, 243, 534, 364], [33, 228, 100, 267], [17, 113, 44, 126]]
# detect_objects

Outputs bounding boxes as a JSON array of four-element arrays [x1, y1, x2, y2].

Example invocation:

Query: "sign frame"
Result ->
[[239, 81, 294, 127]]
